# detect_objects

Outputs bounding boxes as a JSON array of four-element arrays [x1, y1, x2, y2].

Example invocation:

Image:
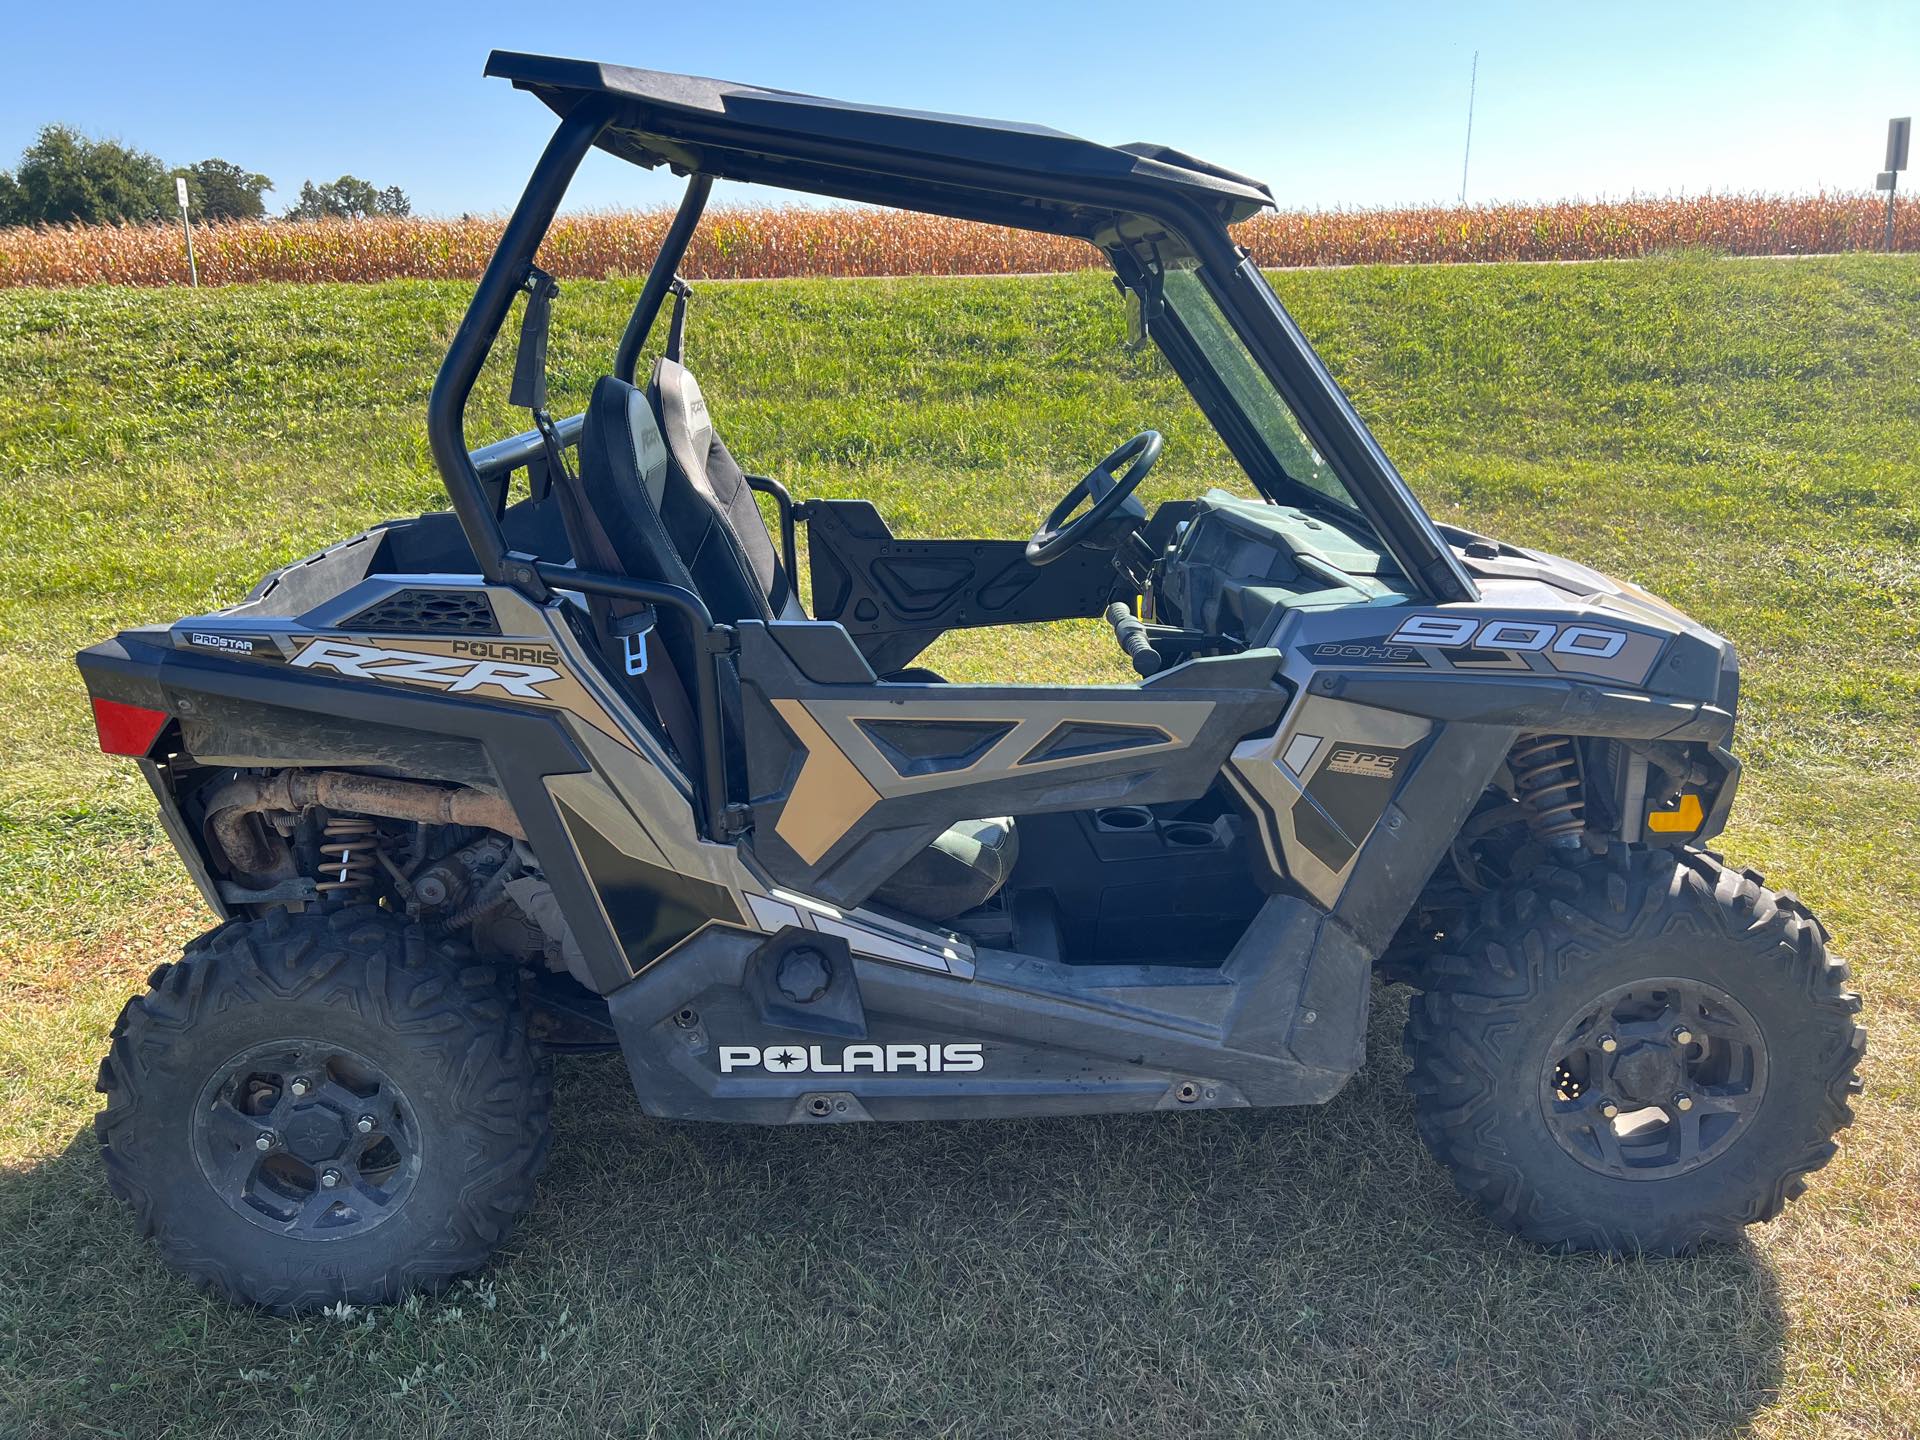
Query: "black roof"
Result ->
[[484, 52, 1275, 236]]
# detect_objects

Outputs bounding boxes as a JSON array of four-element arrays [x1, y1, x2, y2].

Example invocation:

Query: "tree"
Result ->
[[175, 158, 272, 222], [1, 124, 171, 225], [283, 175, 411, 221]]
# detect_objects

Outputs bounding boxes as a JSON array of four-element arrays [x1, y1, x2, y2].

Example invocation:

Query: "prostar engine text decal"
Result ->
[[719, 1042, 984, 1075], [184, 631, 257, 655], [290, 638, 560, 699]]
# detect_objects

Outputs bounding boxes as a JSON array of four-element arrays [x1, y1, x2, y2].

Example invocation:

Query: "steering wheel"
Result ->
[[1025, 430, 1164, 567]]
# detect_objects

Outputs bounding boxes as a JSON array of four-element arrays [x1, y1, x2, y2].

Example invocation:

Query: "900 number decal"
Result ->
[[1385, 614, 1628, 659]]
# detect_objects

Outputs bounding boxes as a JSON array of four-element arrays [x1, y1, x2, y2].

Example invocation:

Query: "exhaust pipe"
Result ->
[[204, 769, 525, 879]]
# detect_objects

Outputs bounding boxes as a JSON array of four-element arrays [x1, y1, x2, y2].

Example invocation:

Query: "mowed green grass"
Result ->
[[1, 256, 1916, 1439]]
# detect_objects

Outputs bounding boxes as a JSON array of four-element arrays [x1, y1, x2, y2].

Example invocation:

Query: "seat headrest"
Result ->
[[617, 381, 671, 507], [581, 375, 672, 509], [651, 356, 715, 488]]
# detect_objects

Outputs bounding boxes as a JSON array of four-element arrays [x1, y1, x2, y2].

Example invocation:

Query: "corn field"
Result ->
[[0, 194, 1913, 288]]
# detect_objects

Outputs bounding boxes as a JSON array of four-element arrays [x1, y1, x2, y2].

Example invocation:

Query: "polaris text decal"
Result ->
[[718, 1042, 984, 1075], [1385, 614, 1628, 659], [291, 638, 560, 698]]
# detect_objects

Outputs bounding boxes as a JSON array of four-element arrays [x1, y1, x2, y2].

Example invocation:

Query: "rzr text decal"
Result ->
[[291, 638, 559, 699]]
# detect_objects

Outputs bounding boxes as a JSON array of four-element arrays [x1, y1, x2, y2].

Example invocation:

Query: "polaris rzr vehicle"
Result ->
[[79, 54, 1864, 1311]]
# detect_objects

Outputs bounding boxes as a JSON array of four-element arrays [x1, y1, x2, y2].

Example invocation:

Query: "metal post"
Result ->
[[175, 176, 198, 288], [615, 173, 714, 383], [1883, 118, 1911, 254], [426, 100, 613, 585], [1459, 51, 1478, 205]]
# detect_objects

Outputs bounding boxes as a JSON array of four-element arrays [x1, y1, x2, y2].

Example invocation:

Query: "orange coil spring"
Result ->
[[1510, 735, 1585, 841], [316, 816, 383, 897]]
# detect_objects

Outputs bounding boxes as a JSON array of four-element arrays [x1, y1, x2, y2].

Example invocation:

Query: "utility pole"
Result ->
[[175, 175, 198, 288], [1878, 117, 1910, 252], [1459, 50, 1479, 205]]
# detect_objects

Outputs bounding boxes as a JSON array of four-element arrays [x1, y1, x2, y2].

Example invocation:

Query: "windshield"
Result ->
[[1158, 266, 1366, 517]]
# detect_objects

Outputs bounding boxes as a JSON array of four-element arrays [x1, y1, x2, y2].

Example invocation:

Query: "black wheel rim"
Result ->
[[1539, 977, 1768, 1181], [193, 1040, 422, 1239]]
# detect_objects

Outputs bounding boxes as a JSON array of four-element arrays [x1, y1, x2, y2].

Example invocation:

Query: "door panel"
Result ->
[[735, 621, 1289, 908], [806, 500, 1123, 674]]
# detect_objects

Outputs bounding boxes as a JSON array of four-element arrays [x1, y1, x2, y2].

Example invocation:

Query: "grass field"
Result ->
[[0, 255, 1916, 1439]]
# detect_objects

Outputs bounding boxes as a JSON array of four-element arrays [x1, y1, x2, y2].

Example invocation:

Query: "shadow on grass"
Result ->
[[0, 991, 1787, 1440]]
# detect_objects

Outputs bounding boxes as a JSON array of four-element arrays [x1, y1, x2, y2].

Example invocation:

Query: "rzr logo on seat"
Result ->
[[291, 638, 559, 699], [1385, 614, 1628, 658], [719, 1042, 984, 1074]]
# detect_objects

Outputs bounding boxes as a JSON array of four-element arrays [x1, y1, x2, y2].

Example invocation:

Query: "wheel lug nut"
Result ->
[[1598, 1034, 1618, 1054], [1672, 1027, 1694, 1045], [355, 1115, 375, 1134], [1599, 1099, 1619, 1119], [320, 1169, 341, 1189], [1674, 1093, 1694, 1112], [254, 1131, 275, 1151], [288, 1077, 311, 1098]]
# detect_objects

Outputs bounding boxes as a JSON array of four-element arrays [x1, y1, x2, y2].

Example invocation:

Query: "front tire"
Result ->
[[1403, 847, 1863, 1254], [95, 907, 552, 1311]]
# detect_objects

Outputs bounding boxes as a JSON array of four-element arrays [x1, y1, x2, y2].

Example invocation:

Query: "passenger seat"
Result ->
[[649, 357, 802, 623], [571, 371, 1018, 922]]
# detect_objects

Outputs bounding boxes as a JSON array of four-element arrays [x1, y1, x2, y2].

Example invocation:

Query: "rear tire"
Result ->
[[95, 906, 551, 1311], [1403, 847, 1863, 1253]]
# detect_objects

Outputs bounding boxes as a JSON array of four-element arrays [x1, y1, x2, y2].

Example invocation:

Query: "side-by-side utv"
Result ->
[[79, 54, 1864, 1310]]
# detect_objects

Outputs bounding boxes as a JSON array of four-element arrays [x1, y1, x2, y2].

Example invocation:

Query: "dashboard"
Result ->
[[1151, 491, 1416, 647]]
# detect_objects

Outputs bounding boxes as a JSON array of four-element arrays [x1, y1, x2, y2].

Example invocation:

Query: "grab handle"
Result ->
[[1105, 602, 1163, 677]]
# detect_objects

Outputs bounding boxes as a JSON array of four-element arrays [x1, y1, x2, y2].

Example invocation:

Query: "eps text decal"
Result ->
[[1325, 747, 1400, 779]]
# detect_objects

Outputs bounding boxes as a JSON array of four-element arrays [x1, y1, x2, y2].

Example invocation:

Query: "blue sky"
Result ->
[[2, 1, 1914, 216]]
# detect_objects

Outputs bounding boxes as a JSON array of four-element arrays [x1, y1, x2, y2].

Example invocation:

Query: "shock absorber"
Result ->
[[1509, 735, 1586, 842], [315, 815, 384, 900]]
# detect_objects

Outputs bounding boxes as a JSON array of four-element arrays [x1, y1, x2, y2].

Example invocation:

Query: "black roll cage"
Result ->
[[424, 75, 1479, 838]]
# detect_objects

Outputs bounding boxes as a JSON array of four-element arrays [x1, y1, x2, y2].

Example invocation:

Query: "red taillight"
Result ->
[[91, 696, 171, 757]]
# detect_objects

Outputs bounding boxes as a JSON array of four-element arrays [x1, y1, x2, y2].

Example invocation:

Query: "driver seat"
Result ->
[[573, 371, 1019, 923]]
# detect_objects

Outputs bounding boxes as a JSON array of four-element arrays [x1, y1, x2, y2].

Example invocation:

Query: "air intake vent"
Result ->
[[341, 589, 498, 635], [856, 718, 1014, 777], [1017, 720, 1168, 766]]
